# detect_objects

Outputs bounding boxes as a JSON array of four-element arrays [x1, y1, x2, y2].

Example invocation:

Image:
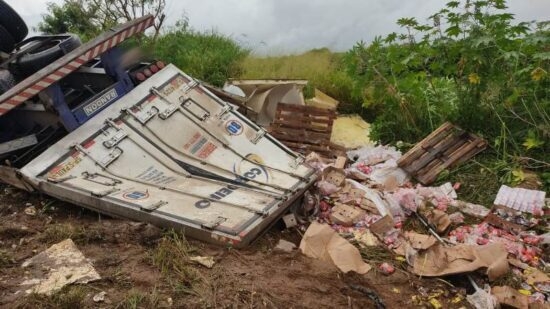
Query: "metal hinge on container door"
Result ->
[[90, 187, 119, 197], [250, 128, 265, 144], [47, 175, 76, 183], [181, 99, 210, 121], [123, 105, 159, 124], [100, 147, 123, 167], [158, 103, 178, 120], [216, 105, 233, 119], [148, 87, 178, 119], [181, 79, 199, 93], [201, 216, 227, 230], [139, 200, 167, 212], [81, 172, 122, 186], [290, 155, 305, 169], [101, 128, 127, 149]]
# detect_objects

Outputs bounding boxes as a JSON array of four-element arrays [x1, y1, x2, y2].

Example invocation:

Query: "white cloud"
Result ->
[[6, 0, 549, 55]]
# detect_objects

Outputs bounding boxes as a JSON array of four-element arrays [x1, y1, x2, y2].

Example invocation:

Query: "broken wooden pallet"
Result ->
[[269, 103, 344, 157], [397, 122, 487, 185]]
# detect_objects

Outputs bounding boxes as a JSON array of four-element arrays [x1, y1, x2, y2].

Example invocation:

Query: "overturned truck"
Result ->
[[0, 14, 315, 247]]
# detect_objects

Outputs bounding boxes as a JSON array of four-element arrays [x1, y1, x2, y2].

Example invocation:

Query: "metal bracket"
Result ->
[[181, 80, 199, 93], [159, 104, 179, 119], [46, 175, 76, 183], [102, 130, 127, 148], [216, 105, 233, 119], [139, 200, 167, 212], [99, 147, 123, 167], [181, 100, 210, 121], [82, 172, 122, 186], [125, 105, 159, 124], [289, 155, 305, 169], [90, 187, 119, 197], [250, 128, 266, 144], [254, 210, 269, 217], [201, 216, 226, 230]]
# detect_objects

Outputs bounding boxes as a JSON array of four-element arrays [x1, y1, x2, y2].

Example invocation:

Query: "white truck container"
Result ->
[[18, 65, 316, 247]]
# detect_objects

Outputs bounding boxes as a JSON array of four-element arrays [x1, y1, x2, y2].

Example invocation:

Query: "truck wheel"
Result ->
[[9, 34, 82, 77], [0, 24, 15, 53], [0, 0, 28, 43], [0, 69, 15, 95]]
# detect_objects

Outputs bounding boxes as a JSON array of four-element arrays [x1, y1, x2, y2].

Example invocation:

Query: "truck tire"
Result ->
[[0, 69, 15, 95], [9, 34, 82, 77], [0, 0, 28, 43], [0, 24, 15, 53]]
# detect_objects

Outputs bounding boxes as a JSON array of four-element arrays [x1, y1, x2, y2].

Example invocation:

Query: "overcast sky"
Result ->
[[7, 0, 550, 55]]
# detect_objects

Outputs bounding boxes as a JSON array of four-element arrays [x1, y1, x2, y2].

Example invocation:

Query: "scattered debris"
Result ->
[[330, 115, 372, 149], [23, 205, 36, 216], [282, 213, 298, 228], [378, 262, 395, 275], [224, 79, 308, 125], [412, 243, 509, 280], [274, 239, 297, 253], [189, 256, 215, 269], [494, 185, 546, 215], [397, 122, 487, 184], [306, 88, 339, 110], [492, 286, 529, 309], [466, 277, 498, 309], [20, 239, 100, 295], [451, 200, 490, 218], [330, 203, 366, 226], [349, 284, 385, 309], [299, 222, 371, 274], [93, 291, 107, 303], [485, 205, 537, 233], [405, 231, 437, 250]]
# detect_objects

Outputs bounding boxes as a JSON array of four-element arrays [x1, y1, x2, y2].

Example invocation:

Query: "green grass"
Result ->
[[16, 286, 87, 309], [149, 230, 205, 297], [0, 250, 14, 267], [39, 223, 104, 245]]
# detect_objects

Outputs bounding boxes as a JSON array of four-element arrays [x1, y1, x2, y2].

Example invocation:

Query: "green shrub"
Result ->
[[151, 20, 250, 87], [343, 0, 549, 175]]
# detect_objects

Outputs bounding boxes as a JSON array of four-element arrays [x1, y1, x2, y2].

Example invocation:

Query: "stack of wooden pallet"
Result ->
[[269, 103, 344, 157], [398, 122, 487, 185]]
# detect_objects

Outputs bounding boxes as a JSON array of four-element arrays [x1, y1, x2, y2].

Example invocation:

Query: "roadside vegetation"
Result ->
[[38, 0, 549, 200], [240, 0, 550, 201]]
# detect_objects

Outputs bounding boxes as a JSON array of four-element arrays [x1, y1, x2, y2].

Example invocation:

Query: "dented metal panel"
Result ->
[[20, 65, 316, 247]]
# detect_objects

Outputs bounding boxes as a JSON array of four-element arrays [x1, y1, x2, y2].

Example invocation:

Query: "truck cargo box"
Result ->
[[18, 65, 316, 247]]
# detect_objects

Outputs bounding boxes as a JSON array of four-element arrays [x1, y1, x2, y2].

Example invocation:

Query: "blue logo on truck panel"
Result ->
[[225, 120, 243, 135]]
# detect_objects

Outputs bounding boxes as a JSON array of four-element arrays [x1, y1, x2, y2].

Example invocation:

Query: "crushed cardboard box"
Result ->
[[20, 239, 100, 295], [299, 222, 371, 274], [412, 243, 509, 281]]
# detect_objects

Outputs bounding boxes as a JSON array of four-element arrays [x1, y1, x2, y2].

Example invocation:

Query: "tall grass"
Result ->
[[151, 20, 250, 87]]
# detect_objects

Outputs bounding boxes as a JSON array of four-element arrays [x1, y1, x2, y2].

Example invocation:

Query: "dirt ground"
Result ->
[[0, 185, 474, 308]]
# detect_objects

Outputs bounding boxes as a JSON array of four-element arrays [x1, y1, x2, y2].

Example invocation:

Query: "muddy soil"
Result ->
[[0, 185, 472, 308]]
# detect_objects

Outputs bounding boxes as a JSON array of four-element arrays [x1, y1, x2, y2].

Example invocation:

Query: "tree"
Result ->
[[38, 0, 165, 41]]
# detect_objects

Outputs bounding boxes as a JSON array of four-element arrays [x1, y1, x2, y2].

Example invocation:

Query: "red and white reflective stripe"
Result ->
[[0, 16, 153, 116]]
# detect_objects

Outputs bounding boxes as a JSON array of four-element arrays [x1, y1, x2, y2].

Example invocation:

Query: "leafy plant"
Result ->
[[151, 19, 250, 87], [342, 0, 549, 179]]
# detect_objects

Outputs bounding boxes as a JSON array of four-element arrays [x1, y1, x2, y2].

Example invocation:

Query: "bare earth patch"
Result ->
[[0, 186, 470, 308]]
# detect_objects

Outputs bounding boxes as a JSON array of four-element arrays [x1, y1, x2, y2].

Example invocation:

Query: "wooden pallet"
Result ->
[[397, 122, 487, 185], [269, 103, 344, 157]]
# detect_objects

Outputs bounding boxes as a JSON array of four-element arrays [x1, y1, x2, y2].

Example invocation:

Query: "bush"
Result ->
[[152, 20, 250, 87], [343, 0, 549, 178]]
